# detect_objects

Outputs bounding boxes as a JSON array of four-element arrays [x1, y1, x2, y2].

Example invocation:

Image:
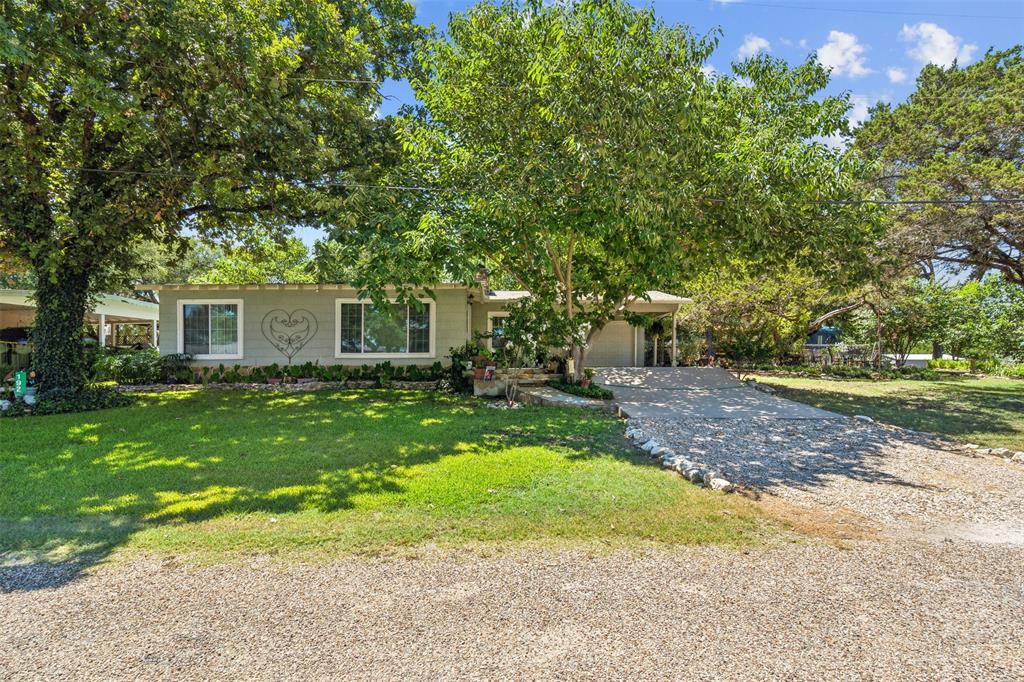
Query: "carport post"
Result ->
[[98, 313, 107, 347], [671, 305, 679, 367], [151, 319, 158, 348]]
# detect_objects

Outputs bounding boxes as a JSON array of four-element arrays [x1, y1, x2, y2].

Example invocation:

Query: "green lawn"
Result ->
[[0, 390, 774, 563], [757, 375, 1024, 451]]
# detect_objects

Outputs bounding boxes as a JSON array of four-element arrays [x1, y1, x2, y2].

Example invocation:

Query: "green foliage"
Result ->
[[936, 276, 1024, 364], [2, 386, 135, 418], [92, 349, 162, 385], [927, 358, 970, 371], [855, 47, 1024, 284], [185, 361, 448, 386], [190, 237, 316, 285], [331, 0, 881, 373], [0, 0, 424, 393], [547, 380, 614, 400]]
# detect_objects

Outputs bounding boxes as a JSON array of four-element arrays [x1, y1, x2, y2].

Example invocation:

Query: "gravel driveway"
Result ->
[[2, 541, 1023, 681], [628, 415, 1024, 543]]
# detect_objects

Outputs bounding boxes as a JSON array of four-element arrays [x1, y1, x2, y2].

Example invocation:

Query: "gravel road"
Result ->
[[2, 540, 1023, 681]]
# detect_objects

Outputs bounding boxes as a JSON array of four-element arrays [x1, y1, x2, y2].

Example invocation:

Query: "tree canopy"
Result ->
[[329, 0, 880, 372], [0, 0, 423, 393], [855, 47, 1024, 285]]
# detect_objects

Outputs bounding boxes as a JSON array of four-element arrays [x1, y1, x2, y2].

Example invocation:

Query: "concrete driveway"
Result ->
[[593, 367, 837, 420]]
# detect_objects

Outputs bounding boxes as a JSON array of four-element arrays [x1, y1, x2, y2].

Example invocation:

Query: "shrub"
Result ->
[[927, 358, 970, 371], [547, 379, 613, 400], [2, 386, 135, 417], [92, 349, 161, 385]]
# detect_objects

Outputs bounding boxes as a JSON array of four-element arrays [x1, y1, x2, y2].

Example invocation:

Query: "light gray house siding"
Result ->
[[158, 286, 471, 367], [152, 284, 688, 368]]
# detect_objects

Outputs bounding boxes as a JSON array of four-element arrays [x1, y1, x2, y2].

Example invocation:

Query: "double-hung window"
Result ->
[[177, 300, 243, 360], [335, 299, 434, 358]]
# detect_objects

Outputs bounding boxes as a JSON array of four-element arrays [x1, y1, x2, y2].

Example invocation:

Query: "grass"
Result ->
[[0, 389, 776, 564], [756, 375, 1024, 451]]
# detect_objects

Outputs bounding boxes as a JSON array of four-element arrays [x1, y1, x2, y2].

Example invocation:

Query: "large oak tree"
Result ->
[[1, 0, 422, 394], [855, 47, 1024, 285]]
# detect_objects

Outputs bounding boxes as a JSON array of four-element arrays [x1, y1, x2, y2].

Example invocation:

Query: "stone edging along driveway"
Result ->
[[624, 423, 737, 492]]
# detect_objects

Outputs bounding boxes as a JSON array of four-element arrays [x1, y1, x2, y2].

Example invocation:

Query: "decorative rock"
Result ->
[[1012, 452, 1024, 463], [684, 468, 704, 483], [640, 440, 659, 453], [651, 446, 671, 458], [708, 477, 735, 492], [854, 415, 874, 423]]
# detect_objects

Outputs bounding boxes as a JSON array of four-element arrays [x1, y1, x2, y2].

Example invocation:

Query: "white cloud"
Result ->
[[817, 30, 872, 78], [887, 67, 908, 83], [798, 39, 808, 49], [737, 34, 770, 60], [847, 96, 872, 128], [701, 65, 717, 78], [899, 22, 977, 67], [713, 0, 744, 4]]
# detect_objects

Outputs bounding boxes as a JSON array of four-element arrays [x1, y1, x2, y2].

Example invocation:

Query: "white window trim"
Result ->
[[176, 299, 244, 360], [334, 298, 436, 359], [486, 311, 510, 351]]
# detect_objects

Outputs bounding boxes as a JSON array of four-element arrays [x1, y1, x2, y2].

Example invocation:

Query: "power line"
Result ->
[[704, 0, 1024, 21], [30, 164, 1024, 206]]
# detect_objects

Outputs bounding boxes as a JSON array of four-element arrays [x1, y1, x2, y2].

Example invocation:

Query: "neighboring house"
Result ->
[[143, 283, 690, 368], [805, 325, 840, 347]]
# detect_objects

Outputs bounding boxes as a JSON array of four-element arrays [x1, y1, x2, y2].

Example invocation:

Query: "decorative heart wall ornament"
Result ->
[[261, 309, 318, 361]]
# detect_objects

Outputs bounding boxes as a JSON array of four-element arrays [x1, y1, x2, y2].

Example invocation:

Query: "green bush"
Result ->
[[2, 386, 135, 418], [547, 380, 614, 400], [92, 349, 161, 385], [927, 358, 970, 370]]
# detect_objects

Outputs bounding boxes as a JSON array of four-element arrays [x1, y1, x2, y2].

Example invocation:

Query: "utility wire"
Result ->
[[29, 164, 1024, 206]]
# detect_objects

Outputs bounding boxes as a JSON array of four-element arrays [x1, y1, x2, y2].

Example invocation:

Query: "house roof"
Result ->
[[138, 283, 470, 291], [484, 289, 691, 304], [138, 283, 691, 305]]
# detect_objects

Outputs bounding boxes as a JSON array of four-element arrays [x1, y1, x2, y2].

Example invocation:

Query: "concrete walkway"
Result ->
[[594, 367, 837, 420]]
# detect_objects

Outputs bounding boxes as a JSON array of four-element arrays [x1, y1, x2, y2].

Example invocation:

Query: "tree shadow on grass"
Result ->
[[0, 389, 633, 592], [771, 382, 1024, 447]]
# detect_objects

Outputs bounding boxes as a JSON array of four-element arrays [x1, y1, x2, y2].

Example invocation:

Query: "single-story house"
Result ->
[[143, 283, 690, 368]]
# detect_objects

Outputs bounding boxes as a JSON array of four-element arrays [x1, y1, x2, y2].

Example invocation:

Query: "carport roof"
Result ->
[[0, 289, 158, 322]]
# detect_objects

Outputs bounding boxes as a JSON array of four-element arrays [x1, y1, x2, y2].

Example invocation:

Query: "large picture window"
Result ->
[[335, 300, 433, 357], [178, 300, 243, 359]]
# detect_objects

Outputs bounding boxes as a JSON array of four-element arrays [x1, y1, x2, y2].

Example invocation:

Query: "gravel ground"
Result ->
[[2, 541, 1023, 681], [628, 415, 1024, 542]]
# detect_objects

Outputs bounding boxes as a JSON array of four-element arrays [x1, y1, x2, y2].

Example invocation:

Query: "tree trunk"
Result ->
[[932, 341, 943, 360], [32, 268, 91, 395]]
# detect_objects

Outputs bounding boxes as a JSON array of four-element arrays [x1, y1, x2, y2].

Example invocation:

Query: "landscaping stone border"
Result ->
[[117, 380, 441, 393], [623, 422, 736, 493]]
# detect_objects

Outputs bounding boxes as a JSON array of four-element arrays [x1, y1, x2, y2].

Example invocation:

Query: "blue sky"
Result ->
[[380, 0, 1023, 120], [297, 0, 1023, 245]]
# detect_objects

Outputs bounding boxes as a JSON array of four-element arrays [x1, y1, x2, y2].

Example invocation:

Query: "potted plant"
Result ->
[[579, 367, 595, 388], [473, 348, 495, 379]]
